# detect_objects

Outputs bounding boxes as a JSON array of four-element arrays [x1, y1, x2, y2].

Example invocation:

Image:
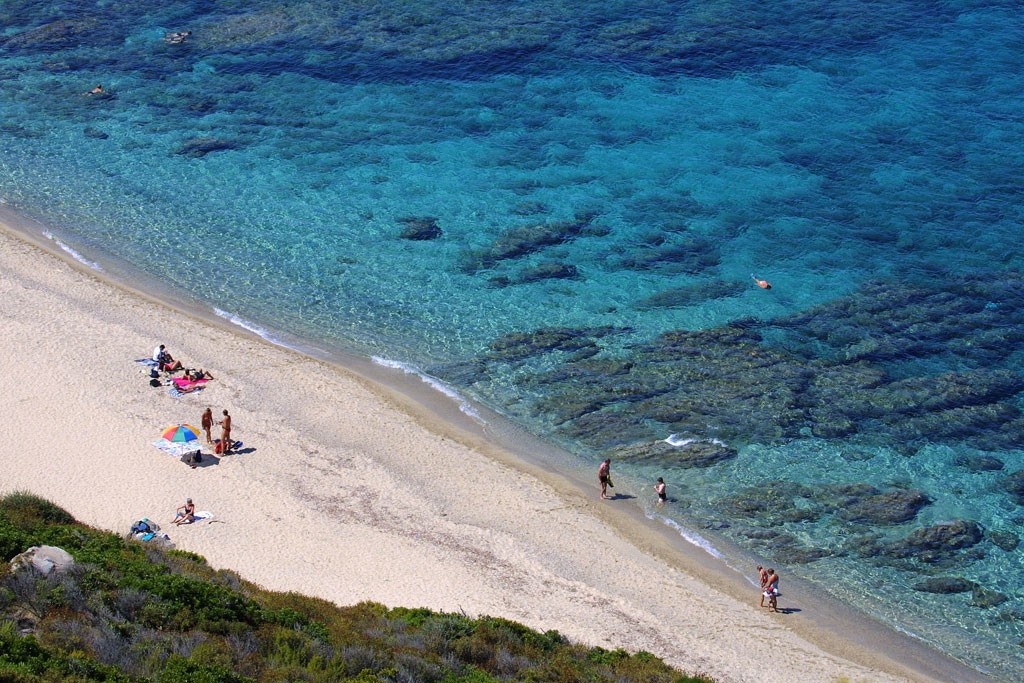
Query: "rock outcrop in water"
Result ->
[[428, 275, 1024, 573], [460, 212, 602, 273], [397, 216, 442, 241], [435, 277, 1024, 458], [174, 137, 239, 158]]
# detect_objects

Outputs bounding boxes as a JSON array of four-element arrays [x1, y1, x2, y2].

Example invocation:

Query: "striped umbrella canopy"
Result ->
[[161, 424, 201, 443]]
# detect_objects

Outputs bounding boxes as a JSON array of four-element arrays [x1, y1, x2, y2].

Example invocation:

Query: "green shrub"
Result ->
[[0, 495, 714, 683], [157, 654, 253, 683]]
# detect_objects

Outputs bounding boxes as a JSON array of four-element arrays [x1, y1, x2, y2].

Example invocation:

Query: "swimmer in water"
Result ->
[[751, 274, 772, 289]]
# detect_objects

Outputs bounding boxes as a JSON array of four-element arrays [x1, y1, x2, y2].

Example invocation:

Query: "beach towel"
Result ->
[[172, 377, 208, 390], [168, 385, 203, 398], [194, 511, 214, 522], [135, 358, 159, 367], [153, 439, 200, 458]]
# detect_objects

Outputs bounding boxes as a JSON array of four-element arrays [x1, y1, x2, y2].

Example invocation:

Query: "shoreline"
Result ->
[[0, 214, 991, 683]]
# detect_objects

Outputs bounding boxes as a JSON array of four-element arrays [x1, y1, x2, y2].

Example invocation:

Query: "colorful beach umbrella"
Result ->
[[161, 424, 201, 443]]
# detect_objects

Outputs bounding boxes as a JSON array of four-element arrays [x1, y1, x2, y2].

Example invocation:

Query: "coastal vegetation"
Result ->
[[0, 492, 712, 683]]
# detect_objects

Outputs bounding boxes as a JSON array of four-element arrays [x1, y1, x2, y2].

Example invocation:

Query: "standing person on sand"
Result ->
[[763, 568, 780, 612], [758, 565, 770, 606], [218, 409, 232, 454], [200, 407, 213, 444], [598, 458, 611, 499]]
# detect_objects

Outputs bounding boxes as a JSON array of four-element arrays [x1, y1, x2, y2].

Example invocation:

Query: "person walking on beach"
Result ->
[[218, 409, 232, 454], [598, 458, 612, 499], [654, 477, 667, 504], [758, 565, 770, 605], [172, 498, 195, 525], [200, 407, 213, 444], [763, 568, 780, 612]]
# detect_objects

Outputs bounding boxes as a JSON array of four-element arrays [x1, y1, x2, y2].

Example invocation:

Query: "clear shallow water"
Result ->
[[2, 0, 1023, 677]]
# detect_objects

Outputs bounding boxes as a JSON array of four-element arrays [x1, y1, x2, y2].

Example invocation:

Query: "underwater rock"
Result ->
[[971, 586, 1009, 609], [429, 360, 489, 386], [487, 328, 597, 362], [1002, 469, 1024, 505], [611, 438, 737, 468], [888, 520, 984, 560], [614, 237, 720, 275], [635, 279, 743, 309], [715, 482, 822, 524], [912, 577, 977, 594], [954, 454, 1005, 472], [461, 212, 600, 271], [516, 261, 579, 284], [771, 540, 833, 564], [735, 526, 783, 540], [988, 530, 1020, 552], [839, 448, 876, 462], [397, 216, 442, 241], [510, 200, 548, 216], [174, 137, 238, 158], [3, 18, 103, 50], [825, 484, 931, 525], [83, 127, 108, 140]]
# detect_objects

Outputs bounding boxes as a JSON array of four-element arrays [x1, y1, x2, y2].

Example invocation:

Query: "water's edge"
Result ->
[[0, 206, 991, 683]]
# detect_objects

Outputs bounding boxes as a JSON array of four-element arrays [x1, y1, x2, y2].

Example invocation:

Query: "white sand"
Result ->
[[0, 222, 983, 683]]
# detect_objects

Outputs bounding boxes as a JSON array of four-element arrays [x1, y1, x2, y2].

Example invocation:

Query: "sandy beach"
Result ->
[[0, 219, 988, 683]]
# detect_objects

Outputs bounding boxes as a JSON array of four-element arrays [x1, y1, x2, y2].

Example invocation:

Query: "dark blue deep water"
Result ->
[[2, 1, 1023, 677]]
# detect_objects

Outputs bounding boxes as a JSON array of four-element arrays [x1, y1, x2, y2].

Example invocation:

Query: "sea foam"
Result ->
[[43, 231, 102, 271], [372, 356, 483, 422]]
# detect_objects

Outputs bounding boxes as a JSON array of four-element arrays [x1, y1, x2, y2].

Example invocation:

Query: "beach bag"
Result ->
[[149, 378, 161, 387], [215, 440, 224, 454], [129, 519, 151, 536], [180, 450, 202, 466]]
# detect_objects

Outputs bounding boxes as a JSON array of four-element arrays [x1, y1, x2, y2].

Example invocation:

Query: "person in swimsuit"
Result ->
[[654, 477, 667, 504], [154, 344, 183, 372], [165, 31, 192, 44], [751, 274, 772, 289], [173, 498, 195, 525], [200, 407, 213, 444], [86, 84, 104, 95], [763, 568, 780, 612], [758, 565, 770, 606], [598, 459, 611, 499], [219, 409, 232, 453]]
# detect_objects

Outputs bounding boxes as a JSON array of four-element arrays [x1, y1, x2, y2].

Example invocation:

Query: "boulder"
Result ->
[[612, 438, 737, 468], [988, 530, 1020, 552], [397, 216, 442, 241], [9, 545, 74, 576], [953, 454, 1004, 472], [827, 484, 931, 525], [911, 577, 976, 594], [174, 137, 238, 158]]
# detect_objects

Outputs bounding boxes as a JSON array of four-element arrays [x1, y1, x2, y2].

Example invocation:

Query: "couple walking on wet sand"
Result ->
[[201, 407, 233, 453]]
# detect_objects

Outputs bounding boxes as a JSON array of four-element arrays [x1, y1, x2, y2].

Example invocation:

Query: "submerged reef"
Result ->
[[435, 276, 1024, 458], [431, 275, 1024, 572]]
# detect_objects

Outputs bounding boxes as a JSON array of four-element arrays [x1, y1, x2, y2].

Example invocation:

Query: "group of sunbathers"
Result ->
[[153, 344, 214, 380]]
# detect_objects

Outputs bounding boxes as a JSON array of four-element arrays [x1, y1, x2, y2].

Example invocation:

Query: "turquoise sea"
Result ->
[[2, 0, 1023, 678]]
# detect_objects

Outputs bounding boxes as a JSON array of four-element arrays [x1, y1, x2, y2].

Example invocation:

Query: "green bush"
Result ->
[[0, 495, 714, 683]]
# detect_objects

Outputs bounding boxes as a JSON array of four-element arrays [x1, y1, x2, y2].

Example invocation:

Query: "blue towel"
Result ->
[[135, 358, 159, 367], [168, 387, 202, 398]]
